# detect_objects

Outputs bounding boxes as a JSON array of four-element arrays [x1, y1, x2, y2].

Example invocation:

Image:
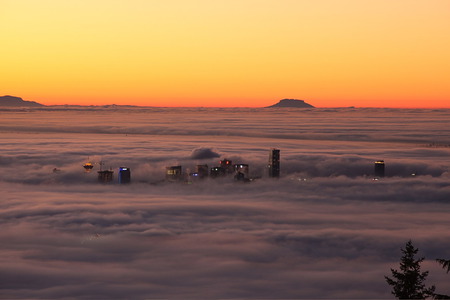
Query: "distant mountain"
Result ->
[[0, 95, 44, 107], [266, 99, 314, 108]]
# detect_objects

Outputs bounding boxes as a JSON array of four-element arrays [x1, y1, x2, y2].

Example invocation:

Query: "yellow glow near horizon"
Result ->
[[1, 0, 450, 107]]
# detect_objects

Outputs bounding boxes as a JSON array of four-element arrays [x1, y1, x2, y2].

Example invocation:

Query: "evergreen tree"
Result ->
[[436, 259, 450, 274], [434, 259, 450, 299], [385, 240, 435, 299]]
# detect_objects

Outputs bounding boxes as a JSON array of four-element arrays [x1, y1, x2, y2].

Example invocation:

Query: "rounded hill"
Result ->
[[266, 99, 314, 108]]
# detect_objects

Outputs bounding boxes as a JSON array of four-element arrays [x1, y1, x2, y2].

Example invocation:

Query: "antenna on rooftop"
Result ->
[[99, 160, 104, 171]]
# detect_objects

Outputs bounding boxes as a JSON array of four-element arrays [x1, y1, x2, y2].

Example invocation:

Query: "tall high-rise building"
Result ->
[[97, 160, 114, 183], [118, 167, 131, 184], [374, 160, 385, 178], [98, 170, 114, 183], [268, 149, 280, 177]]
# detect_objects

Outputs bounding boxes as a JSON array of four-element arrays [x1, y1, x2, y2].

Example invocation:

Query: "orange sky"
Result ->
[[1, 0, 450, 107]]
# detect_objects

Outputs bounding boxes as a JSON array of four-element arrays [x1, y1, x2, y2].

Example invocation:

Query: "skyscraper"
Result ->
[[98, 170, 114, 183], [268, 149, 280, 177], [118, 167, 131, 184], [97, 160, 114, 183], [374, 160, 385, 178]]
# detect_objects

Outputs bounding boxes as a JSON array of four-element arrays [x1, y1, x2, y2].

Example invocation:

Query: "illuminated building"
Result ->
[[219, 159, 234, 174], [374, 160, 385, 178], [83, 162, 94, 172], [166, 166, 183, 181], [118, 167, 131, 184], [234, 164, 249, 177], [83, 157, 95, 172], [98, 170, 114, 183], [268, 149, 280, 177], [209, 159, 233, 178], [189, 165, 208, 182]]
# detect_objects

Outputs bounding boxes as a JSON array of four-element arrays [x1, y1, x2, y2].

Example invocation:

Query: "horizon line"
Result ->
[[18, 104, 450, 109]]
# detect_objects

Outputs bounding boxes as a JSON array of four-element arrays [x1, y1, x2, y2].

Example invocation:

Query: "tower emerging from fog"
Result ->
[[98, 170, 114, 183], [374, 160, 385, 178], [118, 167, 131, 184], [268, 149, 280, 177], [98, 161, 114, 183]]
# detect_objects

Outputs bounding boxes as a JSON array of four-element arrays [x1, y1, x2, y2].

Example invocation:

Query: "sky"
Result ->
[[1, 107, 450, 298], [1, 0, 450, 108]]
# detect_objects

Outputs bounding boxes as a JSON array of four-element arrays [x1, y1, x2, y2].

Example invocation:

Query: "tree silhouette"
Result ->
[[436, 259, 450, 274], [385, 240, 435, 299], [434, 259, 450, 299]]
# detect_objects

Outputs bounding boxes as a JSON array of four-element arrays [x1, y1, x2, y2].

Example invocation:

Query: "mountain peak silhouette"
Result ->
[[266, 99, 314, 108], [0, 95, 44, 107]]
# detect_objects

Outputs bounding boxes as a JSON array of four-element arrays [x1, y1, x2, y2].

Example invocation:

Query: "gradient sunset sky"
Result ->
[[2, 0, 450, 107]]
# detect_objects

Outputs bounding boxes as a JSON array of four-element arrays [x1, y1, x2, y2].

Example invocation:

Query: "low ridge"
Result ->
[[0, 95, 44, 107]]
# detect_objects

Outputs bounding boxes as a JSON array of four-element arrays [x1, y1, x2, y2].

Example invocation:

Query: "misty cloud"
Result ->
[[189, 147, 221, 159], [1, 107, 450, 298]]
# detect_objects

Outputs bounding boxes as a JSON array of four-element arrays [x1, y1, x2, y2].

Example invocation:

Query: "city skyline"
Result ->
[[2, 0, 450, 108], [2, 1, 450, 297]]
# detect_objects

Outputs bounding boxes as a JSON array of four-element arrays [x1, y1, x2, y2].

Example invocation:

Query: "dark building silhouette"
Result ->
[[196, 164, 209, 178], [98, 170, 114, 183], [374, 160, 385, 177], [268, 149, 280, 177], [118, 167, 131, 184], [97, 161, 114, 183], [234, 164, 249, 177], [219, 159, 234, 174], [235, 171, 246, 181], [234, 164, 250, 182], [210, 166, 226, 178], [189, 165, 209, 181], [166, 166, 183, 182]]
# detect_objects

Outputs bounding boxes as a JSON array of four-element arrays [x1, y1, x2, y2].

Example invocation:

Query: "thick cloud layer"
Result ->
[[1, 107, 450, 298]]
